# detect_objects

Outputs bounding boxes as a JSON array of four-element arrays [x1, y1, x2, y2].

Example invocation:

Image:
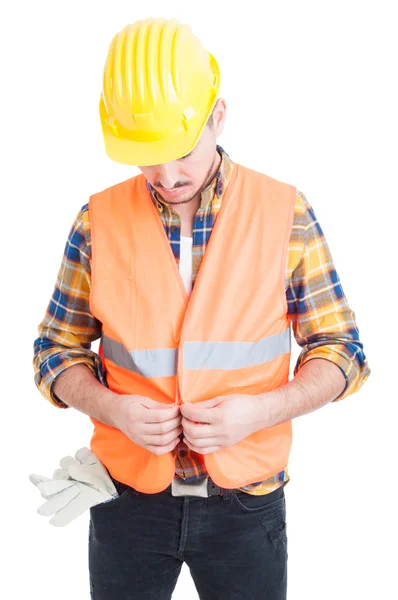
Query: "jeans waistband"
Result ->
[[110, 473, 285, 500]]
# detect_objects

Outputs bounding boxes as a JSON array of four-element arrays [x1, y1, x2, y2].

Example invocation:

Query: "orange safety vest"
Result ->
[[89, 163, 296, 493]]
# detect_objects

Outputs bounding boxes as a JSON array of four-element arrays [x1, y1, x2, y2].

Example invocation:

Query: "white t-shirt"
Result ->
[[179, 236, 193, 295]]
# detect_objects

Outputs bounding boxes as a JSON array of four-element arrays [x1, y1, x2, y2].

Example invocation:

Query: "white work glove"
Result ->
[[29, 447, 118, 527]]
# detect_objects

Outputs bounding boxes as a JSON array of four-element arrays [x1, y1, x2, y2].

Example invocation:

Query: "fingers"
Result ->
[[181, 417, 214, 439], [179, 403, 219, 424], [183, 436, 222, 455], [140, 397, 179, 410], [143, 425, 183, 447], [182, 416, 222, 453], [183, 433, 218, 449], [140, 413, 182, 455], [183, 430, 220, 449], [142, 404, 181, 423], [138, 416, 183, 453], [142, 415, 182, 435], [145, 435, 181, 456]]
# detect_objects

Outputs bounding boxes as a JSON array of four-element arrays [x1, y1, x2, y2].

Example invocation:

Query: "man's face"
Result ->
[[138, 99, 226, 205]]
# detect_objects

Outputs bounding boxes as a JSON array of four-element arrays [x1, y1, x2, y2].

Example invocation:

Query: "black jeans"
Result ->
[[88, 476, 288, 599]]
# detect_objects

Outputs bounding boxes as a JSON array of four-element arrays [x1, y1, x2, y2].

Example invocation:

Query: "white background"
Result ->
[[1, 0, 397, 598]]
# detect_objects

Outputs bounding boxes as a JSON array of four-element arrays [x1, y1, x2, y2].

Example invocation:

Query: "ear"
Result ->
[[213, 98, 227, 137]]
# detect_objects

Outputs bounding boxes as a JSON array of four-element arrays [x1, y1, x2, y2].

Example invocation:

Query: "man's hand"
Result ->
[[180, 394, 271, 454], [112, 395, 182, 455]]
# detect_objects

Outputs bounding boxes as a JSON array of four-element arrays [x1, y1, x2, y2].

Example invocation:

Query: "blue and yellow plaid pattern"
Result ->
[[33, 146, 370, 495]]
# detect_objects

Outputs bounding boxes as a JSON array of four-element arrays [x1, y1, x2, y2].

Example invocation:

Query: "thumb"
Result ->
[[195, 396, 226, 408], [180, 396, 225, 417], [141, 397, 178, 410]]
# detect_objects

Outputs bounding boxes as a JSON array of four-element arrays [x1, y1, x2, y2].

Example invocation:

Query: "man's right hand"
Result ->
[[111, 395, 182, 455]]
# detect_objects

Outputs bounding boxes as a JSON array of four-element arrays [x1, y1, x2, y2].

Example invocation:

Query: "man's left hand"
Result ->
[[180, 394, 272, 454]]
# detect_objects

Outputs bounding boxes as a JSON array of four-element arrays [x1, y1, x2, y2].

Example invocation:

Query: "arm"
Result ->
[[286, 191, 370, 402], [33, 205, 106, 408], [258, 190, 371, 425], [52, 363, 182, 455], [257, 358, 346, 428], [182, 358, 347, 453], [52, 363, 117, 425]]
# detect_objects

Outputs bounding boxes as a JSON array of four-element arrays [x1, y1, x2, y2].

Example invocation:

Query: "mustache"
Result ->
[[154, 182, 190, 189]]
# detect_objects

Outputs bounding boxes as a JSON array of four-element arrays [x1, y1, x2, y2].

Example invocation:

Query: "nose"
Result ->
[[155, 163, 180, 189]]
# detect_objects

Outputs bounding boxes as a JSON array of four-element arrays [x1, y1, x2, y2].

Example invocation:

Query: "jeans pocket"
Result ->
[[90, 473, 133, 515], [231, 485, 285, 514], [262, 497, 288, 552], [90, 486, 131, 514]]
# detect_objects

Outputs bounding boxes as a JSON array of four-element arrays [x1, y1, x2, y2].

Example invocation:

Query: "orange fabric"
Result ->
[[89, 164, 296, 492]]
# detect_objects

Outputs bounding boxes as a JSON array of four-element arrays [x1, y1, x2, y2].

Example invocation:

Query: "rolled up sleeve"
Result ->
[[287, 192, 370, 401], [33, 205, 106, 408]]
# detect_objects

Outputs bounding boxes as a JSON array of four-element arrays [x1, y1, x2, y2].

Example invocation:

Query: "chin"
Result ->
[[164, 189, 195, 204]]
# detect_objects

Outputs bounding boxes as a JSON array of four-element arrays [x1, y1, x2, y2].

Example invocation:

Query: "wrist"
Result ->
[[97, 386, 120, 428], [254, 390, 283, 430]]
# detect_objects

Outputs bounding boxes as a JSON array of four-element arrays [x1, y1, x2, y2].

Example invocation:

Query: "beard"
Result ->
[[160, 187, 196, 206], [158, 150, 220, 206]]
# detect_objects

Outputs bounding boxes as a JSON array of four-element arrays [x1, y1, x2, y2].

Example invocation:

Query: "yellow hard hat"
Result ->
[[99, 18, 220, 166]]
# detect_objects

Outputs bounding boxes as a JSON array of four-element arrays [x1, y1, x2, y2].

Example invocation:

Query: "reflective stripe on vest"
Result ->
[[102, 327, 291, 377], [102, 335, 178, 378], [184, 328, 291, 370]]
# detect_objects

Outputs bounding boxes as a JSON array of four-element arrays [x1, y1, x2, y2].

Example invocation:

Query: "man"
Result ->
[[33, 17, 370, 600]]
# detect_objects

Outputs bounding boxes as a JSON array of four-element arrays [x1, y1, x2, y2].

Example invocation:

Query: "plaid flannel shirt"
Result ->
[[33, 146, 370, 495]]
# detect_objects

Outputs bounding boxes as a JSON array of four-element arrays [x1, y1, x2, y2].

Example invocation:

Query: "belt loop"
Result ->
[[222, 487, 232, 500]]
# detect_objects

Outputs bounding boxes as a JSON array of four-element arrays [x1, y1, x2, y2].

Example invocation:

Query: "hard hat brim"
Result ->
[[100, 113, 210, 167]]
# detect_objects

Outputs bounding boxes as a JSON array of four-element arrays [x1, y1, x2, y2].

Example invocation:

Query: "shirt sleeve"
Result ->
[[33, 205, 107, 408], [286, 191, 371, 401]]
